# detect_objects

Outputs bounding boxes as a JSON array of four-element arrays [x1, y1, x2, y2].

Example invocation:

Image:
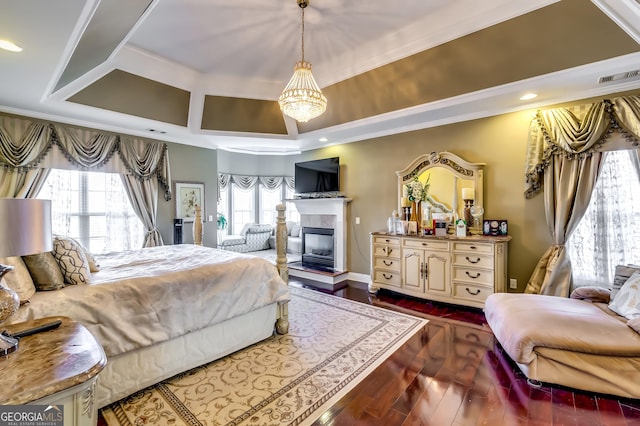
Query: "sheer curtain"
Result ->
[[38, 169, 144, 253], [567, 150, 640, 289]]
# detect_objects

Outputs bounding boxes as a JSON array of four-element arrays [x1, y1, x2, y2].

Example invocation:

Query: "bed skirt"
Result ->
[[97, 303, 278, 408]]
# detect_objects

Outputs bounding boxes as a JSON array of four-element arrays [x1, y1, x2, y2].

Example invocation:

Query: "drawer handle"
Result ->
[[382, 273, 393, 280], [465, 256, 481, 264], [466, 333, 480, 342], [467, 349, 480, 359], [465, 271, 481, 279], [383, 246, 393, 256], [422, 242, 428, 246], [382, 260, 393, 266], [465, 287, 481, 296], [385, 239, 390, 242], [469, 245, 477, 250]]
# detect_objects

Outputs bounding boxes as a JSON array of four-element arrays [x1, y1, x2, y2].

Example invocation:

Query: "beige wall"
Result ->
[[305, 110, 548, 290]]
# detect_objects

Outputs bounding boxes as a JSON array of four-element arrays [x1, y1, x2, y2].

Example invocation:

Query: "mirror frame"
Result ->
[[396, 151, 485, 231]]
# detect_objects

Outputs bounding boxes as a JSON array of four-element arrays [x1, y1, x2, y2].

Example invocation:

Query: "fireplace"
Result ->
[[301, 227, 335, 270]]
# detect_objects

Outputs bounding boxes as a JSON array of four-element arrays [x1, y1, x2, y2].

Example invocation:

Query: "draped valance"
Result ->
[[218, 174, 294, 191], [524, 95, 640, 198], [0, 115, 172, 201]]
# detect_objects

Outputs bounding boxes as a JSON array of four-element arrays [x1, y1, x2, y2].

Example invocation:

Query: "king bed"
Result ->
[[8, 243, 290, 408]]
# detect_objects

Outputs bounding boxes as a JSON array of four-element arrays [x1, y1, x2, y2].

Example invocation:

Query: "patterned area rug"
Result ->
[[101, 286, 427, 426]]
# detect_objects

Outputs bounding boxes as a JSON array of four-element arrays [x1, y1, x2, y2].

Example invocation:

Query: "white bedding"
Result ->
[[10, 244, 290, 357]]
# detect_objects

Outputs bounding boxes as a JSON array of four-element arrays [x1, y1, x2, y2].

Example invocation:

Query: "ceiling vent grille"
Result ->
[[598, 70, 640, 84]]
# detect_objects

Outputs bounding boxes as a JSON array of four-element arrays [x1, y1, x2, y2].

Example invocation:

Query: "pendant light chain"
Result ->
[[278, 0, 327, 123], [301, 6, 305, 62]]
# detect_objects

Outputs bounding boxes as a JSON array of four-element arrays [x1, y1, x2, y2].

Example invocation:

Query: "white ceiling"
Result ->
[[1, 0, 640, 155]]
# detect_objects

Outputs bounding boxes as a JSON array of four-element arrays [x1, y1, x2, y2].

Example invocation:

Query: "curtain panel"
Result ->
[[0, 115, 172, 201], [523, 95, 640, 296]]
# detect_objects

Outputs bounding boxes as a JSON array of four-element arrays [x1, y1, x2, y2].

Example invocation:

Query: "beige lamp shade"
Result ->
[[0, 198, 53, 257], [0, 198, 52, 327]]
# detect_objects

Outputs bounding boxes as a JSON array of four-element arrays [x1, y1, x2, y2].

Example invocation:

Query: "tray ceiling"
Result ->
[[1, 0, 639, 154]]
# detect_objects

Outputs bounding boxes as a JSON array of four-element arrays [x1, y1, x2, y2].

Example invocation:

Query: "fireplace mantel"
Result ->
[[287, 198, 351, 215], [288, 198, 351, 273]]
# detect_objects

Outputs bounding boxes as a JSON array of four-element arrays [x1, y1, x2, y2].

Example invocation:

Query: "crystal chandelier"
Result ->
[[278, 0, 327, 123]]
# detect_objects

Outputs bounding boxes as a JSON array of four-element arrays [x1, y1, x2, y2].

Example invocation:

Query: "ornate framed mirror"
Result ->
[[396, 151, 485, 233]]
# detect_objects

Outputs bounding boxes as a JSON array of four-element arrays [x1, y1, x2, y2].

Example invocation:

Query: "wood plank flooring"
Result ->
[[295, 280, 640, 426]]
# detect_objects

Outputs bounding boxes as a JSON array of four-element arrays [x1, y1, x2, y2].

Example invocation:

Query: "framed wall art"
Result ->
[[174, 181, 205, 222]]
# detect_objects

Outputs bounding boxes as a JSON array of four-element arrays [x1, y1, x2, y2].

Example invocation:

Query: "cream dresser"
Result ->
[[369, 232, 511, 308]]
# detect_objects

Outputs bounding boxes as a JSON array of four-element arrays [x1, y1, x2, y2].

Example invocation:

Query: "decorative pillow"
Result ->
[[290, 223, 301, 238], [608, 271, 640, 320], [67, 237, 100, 272], [239, 223, 255, 237], [628, 318, 640, 335], [0, 256, 36, 303], [52, 236, 90, 285], [22, 252, 65, 291], [612, 264, 640, 299], [569, 286, 611, 303]]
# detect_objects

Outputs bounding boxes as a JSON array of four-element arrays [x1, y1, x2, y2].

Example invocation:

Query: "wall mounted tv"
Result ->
[[294, 157, 340, 196]]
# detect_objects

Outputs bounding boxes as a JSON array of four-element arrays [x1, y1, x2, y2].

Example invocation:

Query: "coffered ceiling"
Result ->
[[1, 0, 639, 154]]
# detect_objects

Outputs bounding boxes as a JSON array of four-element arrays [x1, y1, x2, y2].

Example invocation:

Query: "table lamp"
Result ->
[[0, 198, 52, 353]]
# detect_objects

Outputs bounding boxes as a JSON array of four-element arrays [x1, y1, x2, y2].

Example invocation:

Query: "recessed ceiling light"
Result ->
[[0, 40, 23, 52], [520, 93, 537, 101], [319, 137, 328, 142]]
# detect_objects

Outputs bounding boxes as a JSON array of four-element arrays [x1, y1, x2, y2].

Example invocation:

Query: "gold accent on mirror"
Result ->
[[396, 152, 485, 234]]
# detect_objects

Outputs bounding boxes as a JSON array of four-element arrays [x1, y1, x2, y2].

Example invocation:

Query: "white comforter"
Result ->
[[11, 245, 290, 357]]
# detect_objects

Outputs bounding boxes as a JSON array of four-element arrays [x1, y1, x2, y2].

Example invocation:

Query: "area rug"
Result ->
[[101, 286, 427, 426]]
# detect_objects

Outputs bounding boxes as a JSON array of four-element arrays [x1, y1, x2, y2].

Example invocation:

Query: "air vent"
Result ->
[[598, 70, 640, 84], [146, 128, 167, 134]]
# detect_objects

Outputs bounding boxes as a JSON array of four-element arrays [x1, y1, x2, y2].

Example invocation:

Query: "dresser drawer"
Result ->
[[403, 238, 449, 251], [452, 282, 493, 303], [452, 242, 493, 255], [373, 257, 401, 271], [372, 244, 400, 259], [452, 253, 494, 269], [374, 269, 401, 287], [452, 267, 494, 285], [373, 236, 401, 245]]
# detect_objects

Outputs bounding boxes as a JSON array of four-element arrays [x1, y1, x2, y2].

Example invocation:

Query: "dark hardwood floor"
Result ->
[[293, 279, 640, 426]]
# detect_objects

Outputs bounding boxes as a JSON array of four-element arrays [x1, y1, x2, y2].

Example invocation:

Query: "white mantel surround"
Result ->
[[290, 198, 351, 272]]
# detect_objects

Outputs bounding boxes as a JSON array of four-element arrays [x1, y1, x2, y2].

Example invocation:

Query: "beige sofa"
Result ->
[[485, 287, 640, 399]]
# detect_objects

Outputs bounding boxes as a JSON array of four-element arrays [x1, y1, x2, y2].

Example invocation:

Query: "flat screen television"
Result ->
[[294, 157, 340, 195]]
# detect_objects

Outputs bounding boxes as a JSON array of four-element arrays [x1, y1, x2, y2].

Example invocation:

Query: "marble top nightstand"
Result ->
[[0, 316, 106, 426]]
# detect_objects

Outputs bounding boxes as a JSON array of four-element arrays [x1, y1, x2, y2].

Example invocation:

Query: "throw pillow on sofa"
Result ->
[[609, 271, 640, 320]]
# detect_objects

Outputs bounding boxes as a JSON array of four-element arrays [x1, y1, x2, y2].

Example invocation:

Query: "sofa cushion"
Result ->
[[612, 264, 640, 299], [609, 271, 640, 320], [290, 223, 301, 237], [570, 286, 611, 303], [220, 236, 246, 247]]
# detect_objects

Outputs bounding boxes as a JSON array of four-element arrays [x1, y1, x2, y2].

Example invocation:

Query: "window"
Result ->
[[567, 150, 640, 288], [37, 169, 144, 253], [231, 185, 255, 234], [259, 185, 282, 225], [218, 176, 299, 236]]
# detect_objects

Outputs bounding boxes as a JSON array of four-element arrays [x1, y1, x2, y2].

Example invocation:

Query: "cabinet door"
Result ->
[[402, 249, 424, 292], [424, 251, 450, 296]]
